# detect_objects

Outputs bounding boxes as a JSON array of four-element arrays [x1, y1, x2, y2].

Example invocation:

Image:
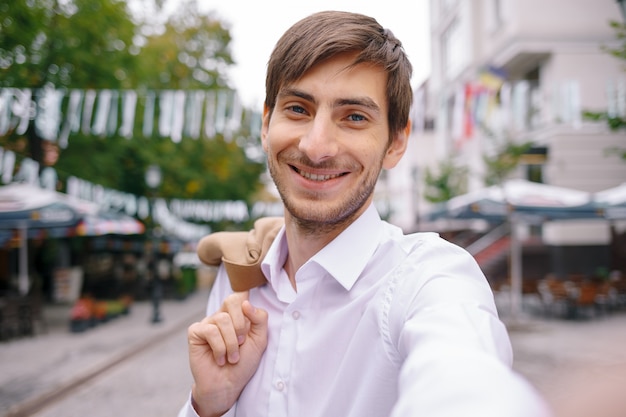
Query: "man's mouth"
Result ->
[[292, 166, 346, 182]]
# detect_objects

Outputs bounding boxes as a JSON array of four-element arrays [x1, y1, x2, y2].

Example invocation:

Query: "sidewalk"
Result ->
[[0, 288, 211, 417], [497, 293, 626, 417], [2, 288, 625, 417]]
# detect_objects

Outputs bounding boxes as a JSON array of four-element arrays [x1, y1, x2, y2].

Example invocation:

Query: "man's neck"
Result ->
[[280, 202, 375, 289]]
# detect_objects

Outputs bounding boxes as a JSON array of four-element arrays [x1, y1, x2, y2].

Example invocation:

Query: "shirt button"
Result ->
[[292, 311, 301, 320], [275, 380, 285, 391]]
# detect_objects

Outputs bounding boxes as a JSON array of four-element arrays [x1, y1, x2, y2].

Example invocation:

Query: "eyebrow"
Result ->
[[278, 87, 382, 115]]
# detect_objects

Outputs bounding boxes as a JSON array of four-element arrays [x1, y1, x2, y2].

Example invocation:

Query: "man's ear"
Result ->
[[382, 121, 411, 170], [261, 104, 271, 153]]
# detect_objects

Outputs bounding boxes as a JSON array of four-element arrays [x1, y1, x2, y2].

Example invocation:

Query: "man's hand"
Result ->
[[187, 292, 268, 417]]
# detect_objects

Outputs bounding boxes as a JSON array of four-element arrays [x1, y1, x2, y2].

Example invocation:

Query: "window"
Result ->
[[441, 17, 465, 79]]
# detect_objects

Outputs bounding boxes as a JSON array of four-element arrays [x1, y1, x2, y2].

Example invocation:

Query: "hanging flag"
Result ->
[[204, 90, 216, 138], [452, 86, 465, 146], [12, 89, 32, 135], [512, 81, 529, 131], [158, 90, 174, 137], [35, 87, 64, 141], [224, 92, 242, 141], [2, 149, 15, 184], [170, 90, 186, 143], [0, 89, 12, 135], [0, 86, 260, 146], [81, 90, 96, 135], [463, 83, 475, 139], [214, 90, 228, 135], [119, 90, 137, 139], [184, 90, 204, 139], [142, 91, 155, 138], [92, 89, 112, 137], [106, 90, 119, 136], [59, 89, 84, 148], [478, 66, 506, 91]]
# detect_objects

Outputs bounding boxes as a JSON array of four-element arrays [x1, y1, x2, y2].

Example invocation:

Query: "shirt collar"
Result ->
[[262, 204, 384, 291]]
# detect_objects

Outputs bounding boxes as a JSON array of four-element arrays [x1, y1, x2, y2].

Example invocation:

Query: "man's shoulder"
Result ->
[[393, 229, 462, 255]]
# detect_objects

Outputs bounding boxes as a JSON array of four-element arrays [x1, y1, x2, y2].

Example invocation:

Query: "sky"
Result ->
[[164, 0, 431, 108]]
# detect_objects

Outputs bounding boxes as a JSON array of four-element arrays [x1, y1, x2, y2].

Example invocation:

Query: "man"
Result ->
[[178, 10, 551, 417]]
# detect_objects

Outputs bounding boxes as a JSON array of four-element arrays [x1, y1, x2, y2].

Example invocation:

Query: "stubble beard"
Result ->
[[267, 151, 383, 237]]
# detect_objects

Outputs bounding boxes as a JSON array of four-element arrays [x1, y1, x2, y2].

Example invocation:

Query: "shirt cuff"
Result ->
[[177, 392, 200, 417]]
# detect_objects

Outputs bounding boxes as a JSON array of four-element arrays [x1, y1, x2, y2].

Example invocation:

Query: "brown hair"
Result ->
[[265, 11, 413, 137]]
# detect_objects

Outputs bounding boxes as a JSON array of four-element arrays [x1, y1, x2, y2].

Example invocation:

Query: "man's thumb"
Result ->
[[242, 300, 268, 334]]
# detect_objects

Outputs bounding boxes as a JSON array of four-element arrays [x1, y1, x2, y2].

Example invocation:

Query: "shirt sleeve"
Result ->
[[177, 393, 199, 417], [205, 263, 236, 315], [388, 237, 553, 417], [176, 393, 236, 417]]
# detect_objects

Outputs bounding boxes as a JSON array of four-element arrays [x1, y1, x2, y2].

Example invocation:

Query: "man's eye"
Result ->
[[347, 113, 366, 122], [289, 105, 306, 114]]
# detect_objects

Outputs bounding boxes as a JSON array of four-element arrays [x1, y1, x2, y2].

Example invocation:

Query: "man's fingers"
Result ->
[[242, 300, 269, 336], [213, 312, 243, 364], [188, 321, 226, 366], [189, 312, 242, 365], [221, 291, 250, 345]]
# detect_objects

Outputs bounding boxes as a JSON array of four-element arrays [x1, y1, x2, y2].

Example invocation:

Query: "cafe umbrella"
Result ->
[[427, 179, 597, 224], [0, 182, 84, 294], [425, 179, 599, 319], [594, 182, 626, 220]]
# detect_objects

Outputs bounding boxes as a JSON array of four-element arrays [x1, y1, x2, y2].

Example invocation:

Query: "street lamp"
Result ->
[[618, 0, 626, 22], [145, 164, 163, 324]]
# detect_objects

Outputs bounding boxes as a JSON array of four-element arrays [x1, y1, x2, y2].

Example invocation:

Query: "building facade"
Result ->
[[386, 0, 626, 278]]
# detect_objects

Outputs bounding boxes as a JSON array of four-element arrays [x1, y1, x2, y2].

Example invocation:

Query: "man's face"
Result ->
[[261, 52, 407, 231]]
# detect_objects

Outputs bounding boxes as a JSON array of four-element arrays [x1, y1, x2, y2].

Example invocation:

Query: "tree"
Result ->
[[131, 3, 234, 91], [582, 19, 626, 159], [482, 140, 533, 187], [0, 0, 140, 163], [0, 0, 266, 208], [423, 158, 469, 203]]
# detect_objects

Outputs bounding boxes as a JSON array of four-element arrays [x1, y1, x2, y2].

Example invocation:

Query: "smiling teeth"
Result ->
[[300, 170, 341, 181]]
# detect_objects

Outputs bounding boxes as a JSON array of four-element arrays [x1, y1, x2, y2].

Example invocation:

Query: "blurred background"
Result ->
[[0, 0, 625, 416]]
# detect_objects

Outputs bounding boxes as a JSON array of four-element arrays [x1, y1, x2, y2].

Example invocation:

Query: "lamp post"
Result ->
[[145, 164, 163, 324]]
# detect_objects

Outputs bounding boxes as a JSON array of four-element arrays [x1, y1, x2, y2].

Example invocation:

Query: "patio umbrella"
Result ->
[[75, 211, 145, 236], [427, 179, 597, 223], [0, 183, 84, 294], [594, 182, 626, 220], [425, 179, 600, 320], [0, 183, 146, 295]]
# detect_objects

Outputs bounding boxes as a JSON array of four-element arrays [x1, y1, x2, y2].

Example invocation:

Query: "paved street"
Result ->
[[499, 295, 626, 417], [30, 328, 193, 417], [1, 288, 625, 417], [0, 289, 211, 417]]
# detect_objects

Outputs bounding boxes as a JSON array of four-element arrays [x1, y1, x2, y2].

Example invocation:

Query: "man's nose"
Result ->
[[298, 115, 339, 163]]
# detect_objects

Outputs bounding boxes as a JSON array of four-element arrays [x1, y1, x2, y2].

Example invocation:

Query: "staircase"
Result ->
[[465, 224, 511, 284]]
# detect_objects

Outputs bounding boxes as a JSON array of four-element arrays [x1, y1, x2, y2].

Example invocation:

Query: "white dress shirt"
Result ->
[[179, 204, 551, 417]]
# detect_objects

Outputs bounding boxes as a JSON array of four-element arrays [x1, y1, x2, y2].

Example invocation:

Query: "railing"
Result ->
[[465, 222, 509, 256]]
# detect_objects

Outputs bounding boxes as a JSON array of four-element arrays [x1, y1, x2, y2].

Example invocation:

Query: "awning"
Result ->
[[594, 182, 626, 220], [0, 183, 83, 230], [424, 179, 604, 320], [75, 212, 145, 236], [0, 182, 146, 295], [426, 179, 599, 224]]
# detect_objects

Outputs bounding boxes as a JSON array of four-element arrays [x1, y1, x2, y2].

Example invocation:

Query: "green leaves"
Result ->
[[0, 0, 266, 221], [423, 159, 468, 203]]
